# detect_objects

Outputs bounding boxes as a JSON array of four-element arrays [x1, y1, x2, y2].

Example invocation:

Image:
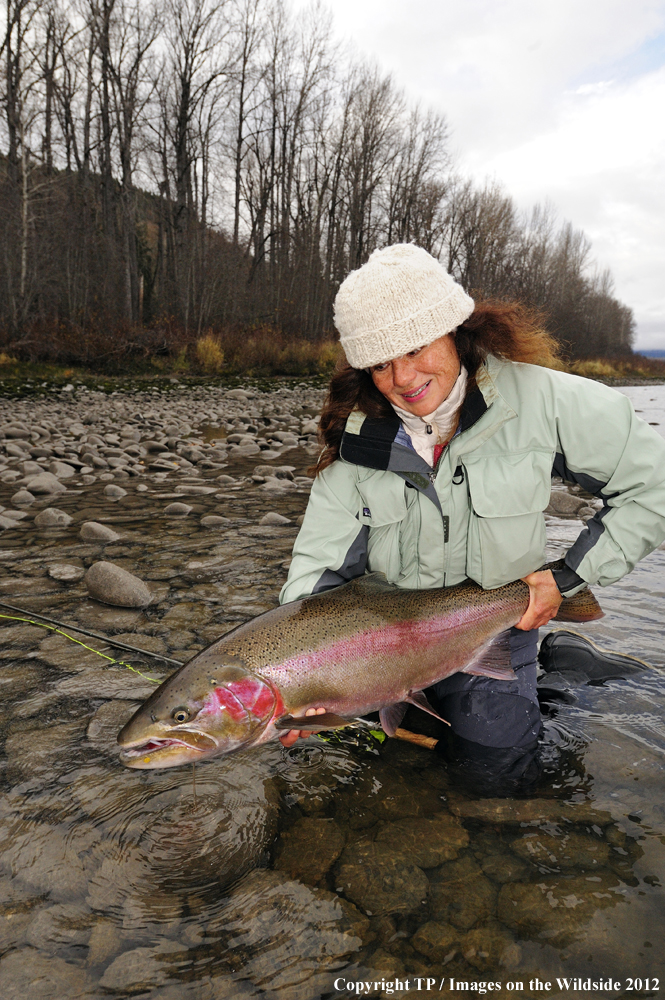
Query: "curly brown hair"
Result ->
[[311, 300, 560, 475]]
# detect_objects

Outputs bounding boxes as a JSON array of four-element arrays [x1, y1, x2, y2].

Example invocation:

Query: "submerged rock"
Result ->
[[34, 507, 73, 528], [200, 514, 230, 527], [497, 870, 622, 946], [259, 512, 292, 525], [373, 813, 469, 868], [335, 840, 429, 916], [79, 521, 121, 542], [23, 471, 67, 494], [428, 856, 497, 930], [411, 920, 459, 963], [164, 502, 193, 515], [274, 817, 345, 885], [11, 489, 34, 505], [510, 830, 611, 870], [206, 869, 369, 991], [0, 948, 93, 999], [99, 941, 183, 991], [104, 483, 127, 498], [48, 563, 85, 582], [85, 561, 152, 607]]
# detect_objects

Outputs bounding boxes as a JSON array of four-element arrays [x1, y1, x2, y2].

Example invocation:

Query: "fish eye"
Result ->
[[172, 707, 191, 724]]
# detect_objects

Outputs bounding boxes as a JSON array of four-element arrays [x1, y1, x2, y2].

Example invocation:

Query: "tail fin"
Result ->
[[555, 586, 604, 622]]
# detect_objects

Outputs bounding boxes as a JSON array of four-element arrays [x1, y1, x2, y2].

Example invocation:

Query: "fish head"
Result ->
[[117, 658, 280, 769]]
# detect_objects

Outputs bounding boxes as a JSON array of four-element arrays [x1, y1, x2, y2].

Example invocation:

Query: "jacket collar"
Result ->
[[339, 355, 517, 500]]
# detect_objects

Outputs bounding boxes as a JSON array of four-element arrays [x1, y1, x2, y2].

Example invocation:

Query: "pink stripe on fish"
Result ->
[[277, 610, 499, 677]]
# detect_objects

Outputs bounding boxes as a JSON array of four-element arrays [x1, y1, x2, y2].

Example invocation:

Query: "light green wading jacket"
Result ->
[[280, 355, 665, 605]]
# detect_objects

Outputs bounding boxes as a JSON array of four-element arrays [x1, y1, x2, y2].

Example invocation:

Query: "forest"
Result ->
[[0, 0, 637, 372]]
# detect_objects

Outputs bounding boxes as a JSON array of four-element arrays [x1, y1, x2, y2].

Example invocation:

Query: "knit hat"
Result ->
[[333, 244, 475, 369]]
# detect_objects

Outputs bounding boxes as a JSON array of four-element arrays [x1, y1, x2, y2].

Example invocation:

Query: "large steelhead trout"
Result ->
[[118, 569, 602, 768]]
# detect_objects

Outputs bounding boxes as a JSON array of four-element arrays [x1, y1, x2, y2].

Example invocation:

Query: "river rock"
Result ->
[[205, 869, 369, 991], [545, 490, 589, 516], [47, 562, 85, 582], [480, 853, 533, 883], [3, 817, 92, 900], [99, 940, 182, 991], [428, 856, 498, 930], [0, 948, 93, 999], [86, 699, 143, 753], [164, 502, 193, 514], [85, 561, 152, 607], [254, 465, 294, 480], [11, 489, 34, 505], [411, 920, 460, 963], [174, 484, 217, 495], [23, 471, 68, 498], [259, 512, 292, 525], [33, 506, 73, 528], [510, 830, 611, 870], [460, 924, 521, 972], [274, 817, 345, 885], [79, 757, 281, 902], [201, 514, 230, 527], [447, 793, 613, 827], [497, 870, 622, 946], [335, 840, 429, 916], [49, 460, 77, 478], [104, 483, 127, 497], [25, 902, 93, 955], [373, 813, 469, 868], [79, 521, 121, 542]]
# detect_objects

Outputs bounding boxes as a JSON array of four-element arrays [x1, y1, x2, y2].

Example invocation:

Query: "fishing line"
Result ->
[[0, 600, 184, 666], [0, 606, 187, 685]]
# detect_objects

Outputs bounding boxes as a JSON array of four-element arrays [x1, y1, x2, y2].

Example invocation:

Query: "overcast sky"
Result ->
[[324, 0, 665, 349]]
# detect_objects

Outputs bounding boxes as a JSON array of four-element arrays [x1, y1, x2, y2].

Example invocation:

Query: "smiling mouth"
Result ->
[[401, 380, 431, 401]]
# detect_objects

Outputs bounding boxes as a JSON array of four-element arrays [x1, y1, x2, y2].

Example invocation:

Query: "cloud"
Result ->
[[323, 0, 665, 347]]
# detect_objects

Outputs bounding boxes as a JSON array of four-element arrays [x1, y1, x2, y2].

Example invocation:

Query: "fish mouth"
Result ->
[[118, 729, 218, 768]]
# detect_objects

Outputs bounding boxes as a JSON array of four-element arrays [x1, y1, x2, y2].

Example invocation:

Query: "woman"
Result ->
[[278, 244, 665, 793]]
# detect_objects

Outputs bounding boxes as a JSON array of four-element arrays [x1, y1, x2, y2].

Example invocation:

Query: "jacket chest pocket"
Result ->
[[357, 475, 408, 582], [463, 451, 553, 587]]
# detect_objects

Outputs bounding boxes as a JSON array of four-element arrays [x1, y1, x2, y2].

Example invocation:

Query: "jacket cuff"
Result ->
[[552, 565, 586, 597]]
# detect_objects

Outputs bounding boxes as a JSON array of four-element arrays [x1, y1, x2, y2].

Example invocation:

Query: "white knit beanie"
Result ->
[[333, 244, 475, 369]]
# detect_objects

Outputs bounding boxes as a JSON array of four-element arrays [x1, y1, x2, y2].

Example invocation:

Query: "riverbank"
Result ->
[[1, 350, 664, 398]]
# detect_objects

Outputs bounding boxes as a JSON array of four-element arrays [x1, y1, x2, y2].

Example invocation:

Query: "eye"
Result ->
[[371, 362, 390, 374], [172, 707, 191, 724]]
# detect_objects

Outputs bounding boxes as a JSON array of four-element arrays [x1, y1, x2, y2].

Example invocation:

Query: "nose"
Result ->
[[391, 356, 417, 387]]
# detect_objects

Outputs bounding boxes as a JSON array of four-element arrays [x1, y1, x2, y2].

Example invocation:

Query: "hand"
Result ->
[[516, 569, 563, 630], [278, 707, 327, 748]]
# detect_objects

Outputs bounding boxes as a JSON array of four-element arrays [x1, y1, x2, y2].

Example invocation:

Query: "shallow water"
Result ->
[[0, 386, 664, 997]]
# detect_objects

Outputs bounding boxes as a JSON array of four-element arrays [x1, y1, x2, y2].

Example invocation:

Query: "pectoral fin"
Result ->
[[462, 631, 516, 681], [379, 703, 408, 737], [274, 712, 351, 731]]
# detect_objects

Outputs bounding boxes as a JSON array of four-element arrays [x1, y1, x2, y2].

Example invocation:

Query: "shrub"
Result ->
[[196, 333, 225, 374]]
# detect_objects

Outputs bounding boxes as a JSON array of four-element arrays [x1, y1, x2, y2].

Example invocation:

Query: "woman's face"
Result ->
[[369, 334, 460, 416]]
